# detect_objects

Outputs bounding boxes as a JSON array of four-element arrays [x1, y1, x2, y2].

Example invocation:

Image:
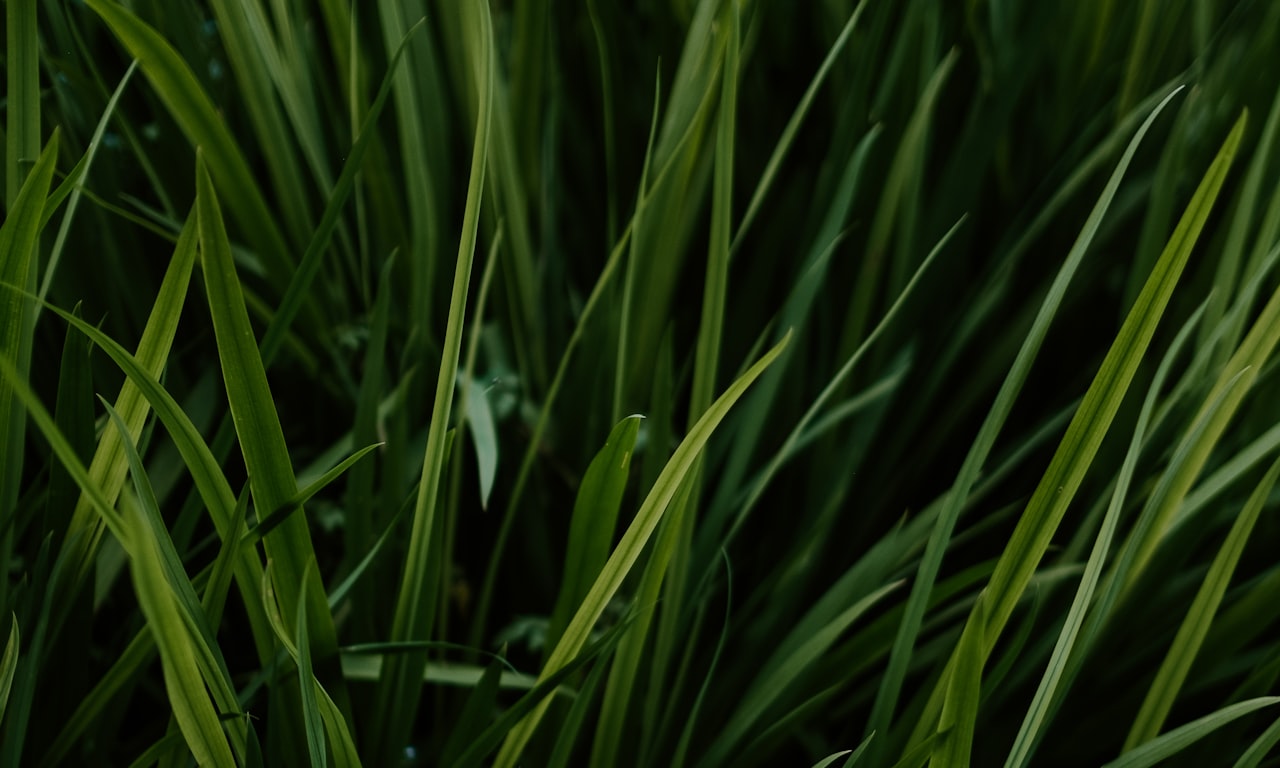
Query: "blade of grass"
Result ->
[[493, 331, 791, 767], [905, 106, 1246, 756], [5, 0, 39, 206], [1003, 297, 1214, 768], [0, 616, 18, 725], [84, 0, 295, 293], [372, 2, 494, 760], [1125, 454, 1280, 748], [871, 85, 1185, 758], [1103, 698, 1280, 768]]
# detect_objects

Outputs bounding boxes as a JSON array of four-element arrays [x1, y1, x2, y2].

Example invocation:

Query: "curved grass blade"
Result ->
[[493, 331, 791, 767], [1103, 698, 1280, 768], [1003, 297, 1214, 768], [878, 86, 1187, 756], [1233, 713, 1280, 768], [296, 565, 327, 768], [246, 443, 382, 546]]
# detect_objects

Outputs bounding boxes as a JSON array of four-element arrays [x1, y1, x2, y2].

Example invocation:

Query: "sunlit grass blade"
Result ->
[[126, 503, 237, 767], [494, 331, 791, 767], [1125, 454, 1280, 748], [1103, 697, 1280, 768], [930, 593, 985, 768], [875, 86, 1185, 757], [373, 3, 494, 760], [1003, 297, 1214, 768], [907, 106, 1246, 756]]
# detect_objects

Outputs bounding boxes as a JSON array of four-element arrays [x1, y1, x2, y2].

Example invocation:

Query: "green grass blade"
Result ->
[[5, 0, 39, 206], [0, 131, 58, 537], [0, 616, 18, 726], [1233, 714, 1280, 768], [930, 593, 985, 768], [126, 511, 236, 767], [195, 153, 347, 714], [1125, 454, 1280, 748], [295, 565, 328, 768], [812, 750, 854, 768], [493, 330, 791, 767], [85, 0, 295, 290], [1103, 698, 1280, 768], [877, 86, 1185, 757], [1003, 297, 1213, 768], [546, 415, 642, 654], [373, 3, 494, 760], [698, 579, 902, 766], [248, 443, 382, 546]]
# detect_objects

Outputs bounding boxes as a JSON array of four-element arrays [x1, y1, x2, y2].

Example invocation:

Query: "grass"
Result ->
[[4, 1, 1280, 766]]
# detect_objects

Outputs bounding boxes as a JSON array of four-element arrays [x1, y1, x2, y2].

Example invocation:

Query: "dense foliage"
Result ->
[[4, 0, 1280, 765]]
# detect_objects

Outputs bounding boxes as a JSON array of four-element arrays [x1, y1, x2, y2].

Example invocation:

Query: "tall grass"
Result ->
[[4, 0, 1280, 765]]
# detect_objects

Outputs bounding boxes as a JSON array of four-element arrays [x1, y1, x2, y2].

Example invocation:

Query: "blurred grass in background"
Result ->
[[4, 0, 1280, 765]]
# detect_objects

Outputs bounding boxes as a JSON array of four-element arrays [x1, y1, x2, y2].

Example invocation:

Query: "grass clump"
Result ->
[[4, 1, 1280, 765]]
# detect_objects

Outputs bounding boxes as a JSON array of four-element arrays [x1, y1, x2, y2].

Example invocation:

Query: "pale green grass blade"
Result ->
[[546, 415, 642, 654], [812, 750, 854, 768], [126, 511, 237, 767], [105, 405, 249, 761], [1233, 714, 1280, 768], [494, 331, 791, 767], [1003, 297, 1213, 768], [1103, 697, 1280, 768], [0, 616, 17, 726], [1125, 454, 1280, 748], [195, 154, 346, 711], [841, 733, 876, 767], [374, 3, 494, 759], [85, 0, 294, 289], [930, 593, 985, 768], [879, 86, 1186, 757], [460, 374, 498, 509], [4, 0, 39, 205]]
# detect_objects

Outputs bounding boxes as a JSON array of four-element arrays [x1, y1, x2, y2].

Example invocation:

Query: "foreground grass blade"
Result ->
[[906, 106, 1246, 756], [1125, 454, 1280, 748], [1103, 698, 1280, 768], [871, 84, 1186, 758], [195, 154, 349, 726], [5, 0, 39, 205], [373, 3, 494, 760], [493, 330, 791, 767]]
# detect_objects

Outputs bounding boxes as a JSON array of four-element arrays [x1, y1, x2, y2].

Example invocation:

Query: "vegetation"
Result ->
[[4, 0, 1280, 765]]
